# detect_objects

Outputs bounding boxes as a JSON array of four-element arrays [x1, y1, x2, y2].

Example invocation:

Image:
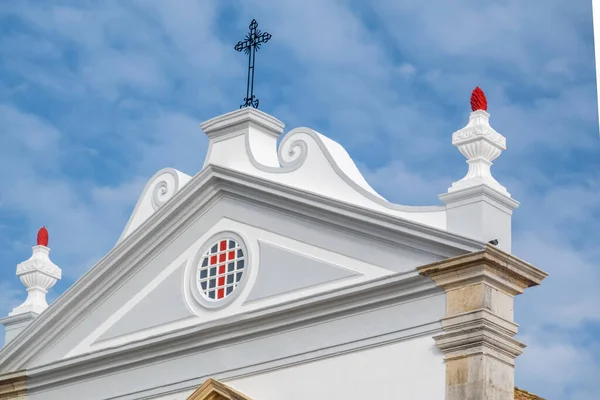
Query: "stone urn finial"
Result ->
[[448, 86, 510, 196], [9, 227, 62, 316]]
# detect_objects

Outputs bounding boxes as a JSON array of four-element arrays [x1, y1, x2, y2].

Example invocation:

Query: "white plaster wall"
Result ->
[[173, 335, 446, 400], [25, 291, 445, 400]]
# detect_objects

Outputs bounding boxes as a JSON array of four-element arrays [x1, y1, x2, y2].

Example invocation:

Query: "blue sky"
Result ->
[[0, 0, 598, 398]]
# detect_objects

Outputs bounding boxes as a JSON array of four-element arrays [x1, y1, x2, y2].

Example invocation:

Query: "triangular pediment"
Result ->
[[0, 164, 482, 376], [187, 378, 253, 400]]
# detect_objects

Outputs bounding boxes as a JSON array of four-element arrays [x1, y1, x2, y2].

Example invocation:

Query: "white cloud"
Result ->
[[517, 332, 600, 398], [0, 105, 61, 168], [0, 1, 597, 398]]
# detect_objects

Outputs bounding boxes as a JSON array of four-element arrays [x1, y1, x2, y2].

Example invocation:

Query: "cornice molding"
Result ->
[[418, 244, 547, 295], [0, 312, 39, 326], [6, 270, 439, 392], [0, 165, 483, 374], [200, 108, 284, 141], [440, 184, 520, 211], [434, 310, 526, 365], [0, 174, 224, 372], [213, 167, 484, 255]]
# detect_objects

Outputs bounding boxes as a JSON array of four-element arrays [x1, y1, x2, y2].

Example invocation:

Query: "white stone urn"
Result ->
[[449, 109, 510, 196], [10, 228, 62, 316]]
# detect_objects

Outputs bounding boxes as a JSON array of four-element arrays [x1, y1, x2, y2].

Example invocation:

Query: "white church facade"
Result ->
[[0, 88, 546, 400]]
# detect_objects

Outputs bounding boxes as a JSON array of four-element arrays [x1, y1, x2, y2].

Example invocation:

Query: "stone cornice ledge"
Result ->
[[0, 370, 27, 399], [434, 307, 526, 366], [418, 243, 548, 400], [434, 317, 526, 365], [8, 270, 440, 391], [418, 244, 547, 295], [442, 309, 519, 338]]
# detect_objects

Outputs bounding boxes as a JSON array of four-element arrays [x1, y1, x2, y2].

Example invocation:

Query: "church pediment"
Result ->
[[0, 13, 548, 394], [0, 163, 481, 374], [187, 378, 254, 400]]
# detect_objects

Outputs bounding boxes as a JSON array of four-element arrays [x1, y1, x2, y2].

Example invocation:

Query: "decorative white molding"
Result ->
[[449, 110, 509, 196], [66, 217, 390, 357], [187, 231, 252, 311], [151, 169, 180, 211], [0, 165, 484, 373], [118, 168, 192, 243], [200, 108, 447, 230], [202, 108, 284, 170], [201, 108, 284, 141], [0, 312, 39, 345], [3, 269, 441, 394], [440, 184, 519, 212], [10, 245, 61, 316], [441, 104, 518, 252]]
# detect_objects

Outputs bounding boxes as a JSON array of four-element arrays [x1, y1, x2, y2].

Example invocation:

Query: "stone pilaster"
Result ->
[[0, 371, 27, 400], [418, 244, 547, 400]]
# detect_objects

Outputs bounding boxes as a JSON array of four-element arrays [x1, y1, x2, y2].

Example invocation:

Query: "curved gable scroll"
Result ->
[[199, 107, 446, 229], [118, 167, 192, 243], [243, 126, 447, 229]]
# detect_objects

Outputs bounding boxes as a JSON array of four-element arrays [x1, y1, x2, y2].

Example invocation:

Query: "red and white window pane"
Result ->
[[198, 239, 245, 301]]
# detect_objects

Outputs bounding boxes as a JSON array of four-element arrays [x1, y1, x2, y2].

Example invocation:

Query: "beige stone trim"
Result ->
[[0, 371, 27, 400], [187, 378, 254, 400], [419, 244, 548, 400], [514, 387, 545, 399], [419, 244, 546, 295]]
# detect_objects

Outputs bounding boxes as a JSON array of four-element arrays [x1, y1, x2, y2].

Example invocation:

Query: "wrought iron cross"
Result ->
[[235, 19, 271, 109]]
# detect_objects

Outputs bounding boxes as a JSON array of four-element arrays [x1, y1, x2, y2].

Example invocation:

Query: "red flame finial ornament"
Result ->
[[37, 226, 49, 247], [470, 86, 488, 112]]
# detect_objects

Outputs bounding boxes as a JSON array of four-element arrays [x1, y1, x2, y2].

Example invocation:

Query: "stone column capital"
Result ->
[[418, 244, 547, 296], [418, 245, 548, 400]]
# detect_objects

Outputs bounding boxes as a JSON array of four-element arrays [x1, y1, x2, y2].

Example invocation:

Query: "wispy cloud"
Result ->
[[0, 1, 597, 398]]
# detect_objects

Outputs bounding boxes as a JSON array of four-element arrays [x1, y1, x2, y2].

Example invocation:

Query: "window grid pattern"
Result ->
[[198, 239, 245, 301]]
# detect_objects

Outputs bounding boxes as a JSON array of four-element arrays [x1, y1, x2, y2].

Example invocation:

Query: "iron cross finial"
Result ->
[[235, 19, 271, 109]]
